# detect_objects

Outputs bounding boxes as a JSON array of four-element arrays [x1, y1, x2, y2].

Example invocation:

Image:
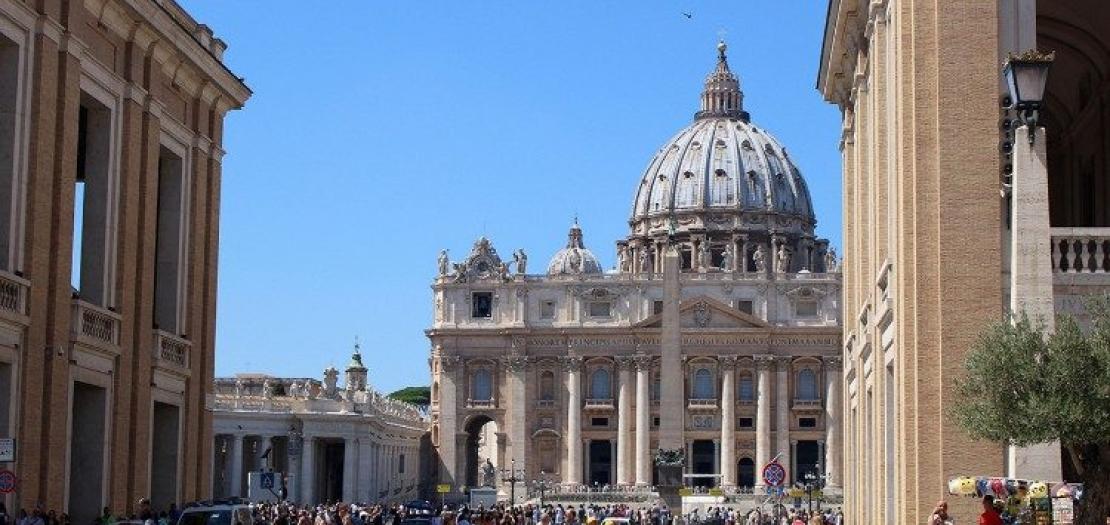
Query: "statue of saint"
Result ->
[[289, 382, 302, 398], [452, 262, 468, 283], [752, 245, 767, 273], [437, 250, 449, 277], [721, 243, 734, 272], [262, 379, 273, 399], [639, 249, 652, 275], [824, 247, 838, 273], [776, 244, 792, 274], [480, 458, 497, 487], [513, 249, 528, 275]]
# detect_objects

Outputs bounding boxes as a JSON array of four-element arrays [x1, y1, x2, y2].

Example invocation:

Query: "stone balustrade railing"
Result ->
[[0, 270, 29, 317], [584, 398, 614, 409], [1051, 228, 1110, 274], [71, 299, 121, 350], [792, 398, 822, 409], [213, 387, 426, 424], [152, 330, 191, 374]]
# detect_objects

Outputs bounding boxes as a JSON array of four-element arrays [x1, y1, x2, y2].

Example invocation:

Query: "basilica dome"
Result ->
[[628, 42, 816, 238], [547, 221, 603, 275]]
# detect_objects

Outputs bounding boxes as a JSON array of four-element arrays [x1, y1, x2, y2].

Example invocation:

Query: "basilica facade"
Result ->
[[427, 44, 843, 495]]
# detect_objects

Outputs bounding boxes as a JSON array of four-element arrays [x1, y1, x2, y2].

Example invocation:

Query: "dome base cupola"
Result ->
[[547, 220, 603, 276]]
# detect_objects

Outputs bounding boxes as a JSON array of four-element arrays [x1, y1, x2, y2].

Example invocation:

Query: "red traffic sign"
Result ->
[[761, 460, 787, 487], [0, 470, 16, 493]]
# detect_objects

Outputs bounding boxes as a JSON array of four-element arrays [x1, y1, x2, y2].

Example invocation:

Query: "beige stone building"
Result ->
[[427, 44, 843, 499], [210, 348, 428, 505], [0, 0, 249, 520], [818, 0, 1110, 522]]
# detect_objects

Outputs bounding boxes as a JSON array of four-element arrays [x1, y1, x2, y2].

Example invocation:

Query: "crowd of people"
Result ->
[[242, 500, 843, 525], [0, 497, 846, 525]]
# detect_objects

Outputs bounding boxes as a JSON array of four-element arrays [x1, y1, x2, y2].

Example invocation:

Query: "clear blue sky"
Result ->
[[180, 1, 843, 394]]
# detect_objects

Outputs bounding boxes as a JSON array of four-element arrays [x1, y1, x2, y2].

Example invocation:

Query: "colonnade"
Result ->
[[214, 433, 421, 504]]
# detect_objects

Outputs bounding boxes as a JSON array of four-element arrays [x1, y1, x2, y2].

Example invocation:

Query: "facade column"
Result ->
[[504, 355, 529, 478], [342, 437, 357, 502], [634, 355, 651, 486], [438, 355, 461, 484], [564, 356, 583, 485], [358, 438, 373, 503], [775, 357, 792, 479], [229, 433, 245, 497], [300, 436, 316, 505], [754, 356, 774, 488], [719, 356, 737, 486], [823, 356, 842, 488], [616, 356, 634, 485]]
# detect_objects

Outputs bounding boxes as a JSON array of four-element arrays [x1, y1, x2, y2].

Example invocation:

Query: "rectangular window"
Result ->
[[680, 249, 692, 270], [736, 300, 754, 315], [471, 292, 493, 318], [588, 301, 611, 318], [652, 300, 663, 315], [710, 247, 725, 269], [795, 300, 818, 317], [154, 146, 185, 333], [399, 454, 405, 473], [72, 95, 113, 306], [799, 417, 817, 428], [738, 417, 754, 429], [540, 300, 556, 320], [0, 36, 19, 271], [652, 416, 660, 427], [590, 417, 608, 427]]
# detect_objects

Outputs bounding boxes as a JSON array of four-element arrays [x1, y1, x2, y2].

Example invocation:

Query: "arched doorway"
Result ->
[[738, 457, 756, 488], [1038, 1, 1110, 228], [464, 415, 499, 488]]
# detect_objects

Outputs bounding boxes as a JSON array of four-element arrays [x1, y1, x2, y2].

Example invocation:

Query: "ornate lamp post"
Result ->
[[532, 470, 553, 507], [499, 458, 527, 505], [802, 467, 827, 514], [1003, 50, 1055, 144]]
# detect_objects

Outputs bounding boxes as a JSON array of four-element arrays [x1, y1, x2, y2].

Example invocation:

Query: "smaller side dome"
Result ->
[[547, 220, 603, 275]]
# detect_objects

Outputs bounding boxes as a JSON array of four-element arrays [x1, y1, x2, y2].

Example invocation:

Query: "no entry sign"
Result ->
[[0, 470, 16, 493], [761, 460, 787, 487]]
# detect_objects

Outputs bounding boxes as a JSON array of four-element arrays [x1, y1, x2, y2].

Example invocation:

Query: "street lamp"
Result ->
[[1003, 50, 1055, 144], [532, 470, 553, 507], [802, 467, 826, 514], [499, 458, 527, 505]]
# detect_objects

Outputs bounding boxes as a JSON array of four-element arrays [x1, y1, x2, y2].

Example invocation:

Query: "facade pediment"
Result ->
[[633, 296, 769, 329]]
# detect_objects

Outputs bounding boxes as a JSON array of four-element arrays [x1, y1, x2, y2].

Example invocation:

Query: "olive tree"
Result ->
[[952, 296, 1110, 524]]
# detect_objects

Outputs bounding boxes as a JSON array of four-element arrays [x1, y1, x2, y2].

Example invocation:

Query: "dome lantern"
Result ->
[[695, 40, 748, 122]]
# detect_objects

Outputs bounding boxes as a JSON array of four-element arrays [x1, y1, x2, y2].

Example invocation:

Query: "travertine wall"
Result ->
[[0, 0, 248, 515], [819, 0, 1007, 522]]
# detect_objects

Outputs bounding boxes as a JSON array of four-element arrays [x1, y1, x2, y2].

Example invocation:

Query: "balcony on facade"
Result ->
[[70, 298, 121, 355], [152, 329, 191, 377], [584, 398, 614, 411], [687, 398, 717, 410], [0, 270, 29, 325], [792, 398, 822, 410]]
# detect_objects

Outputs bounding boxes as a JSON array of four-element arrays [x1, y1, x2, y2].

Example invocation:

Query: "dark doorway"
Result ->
[[795, 441, 820, 483], [150, 402, 180, 510], [690, 440, 716, 488], [320, 440, 345, 503], [68, 382, 107, 525], [588, 440, 612, 485], [464, 415, 498, 488], [738, 457, 755, 487]]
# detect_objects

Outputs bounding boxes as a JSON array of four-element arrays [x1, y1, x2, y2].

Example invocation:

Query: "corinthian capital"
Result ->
[[615, 355, 636, 371], [823, 355, 843, 371], [754, 354, 776, 371], [560, 356, 583, 372], [719, 355, 740, 368], [439, 356, 462, 372], [501, 355, 530, 372]]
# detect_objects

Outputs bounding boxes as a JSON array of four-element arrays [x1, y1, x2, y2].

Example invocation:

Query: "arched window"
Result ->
[[692, 368, 714, 399], [539, 370, 555, 401], [797, 369, 818, 400], [472, 369, 492, 401], [738, 372, 754, 403], [590, 368, 611, 399]]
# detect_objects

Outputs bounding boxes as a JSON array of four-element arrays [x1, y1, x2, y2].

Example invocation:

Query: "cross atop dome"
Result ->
[[696, 40, 749, 122]]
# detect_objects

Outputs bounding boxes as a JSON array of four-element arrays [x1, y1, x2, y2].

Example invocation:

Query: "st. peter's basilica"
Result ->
[[427, 42, 843, 497]]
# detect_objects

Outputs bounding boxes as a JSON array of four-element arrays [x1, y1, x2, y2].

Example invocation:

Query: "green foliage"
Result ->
[[952, 295, 1110, 448], [388, 386, 431, 408]]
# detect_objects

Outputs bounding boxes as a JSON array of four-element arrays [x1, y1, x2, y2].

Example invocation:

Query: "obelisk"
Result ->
[[659, 245, 684, 450]]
